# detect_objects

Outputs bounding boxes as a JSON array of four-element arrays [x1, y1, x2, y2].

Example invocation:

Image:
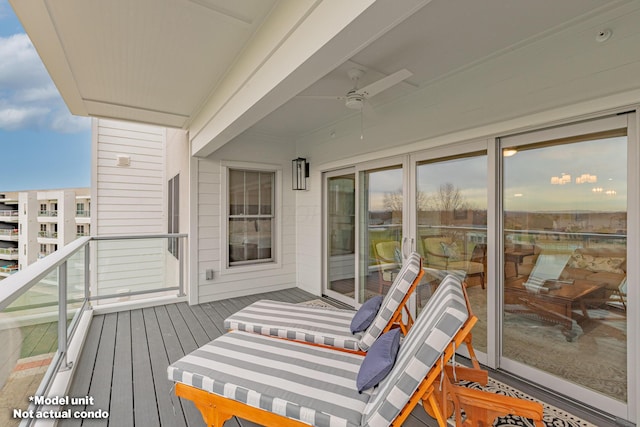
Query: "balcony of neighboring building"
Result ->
[[37, 210, 59, 221], [0, 210, 19, 223], [0, 247, 19, 260], [0, 263, 18, 278], [0, 228, 19, 241], [75, 210, 91, 224], [37, 231, 59, 244]]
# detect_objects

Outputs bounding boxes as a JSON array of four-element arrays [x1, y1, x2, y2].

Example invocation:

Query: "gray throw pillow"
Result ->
[[350, 295, 383, 333], [356, 328, 401, 392]]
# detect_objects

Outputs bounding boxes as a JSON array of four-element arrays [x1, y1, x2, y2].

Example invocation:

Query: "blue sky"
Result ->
[[0, 0, 91, 192]]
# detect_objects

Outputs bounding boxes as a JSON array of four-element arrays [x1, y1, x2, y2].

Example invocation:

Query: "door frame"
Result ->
[[322, 167, 357, 306]]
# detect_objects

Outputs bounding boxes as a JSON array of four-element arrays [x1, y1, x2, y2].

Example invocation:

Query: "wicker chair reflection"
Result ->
[[423, 236, 485, 289]]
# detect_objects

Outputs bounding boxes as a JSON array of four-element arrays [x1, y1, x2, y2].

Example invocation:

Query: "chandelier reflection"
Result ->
[[550, 173, 571, 185]]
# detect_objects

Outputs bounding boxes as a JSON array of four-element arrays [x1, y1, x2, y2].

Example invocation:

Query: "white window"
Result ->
[[227, 168, 275, 266], [220, 162, 282, 272]]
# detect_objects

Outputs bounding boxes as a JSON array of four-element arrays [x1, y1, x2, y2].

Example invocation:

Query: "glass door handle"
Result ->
[[402, 236, 413, 259]]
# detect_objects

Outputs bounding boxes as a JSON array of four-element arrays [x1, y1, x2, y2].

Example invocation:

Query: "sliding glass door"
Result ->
[[500, 115, 630, 415], [321, 113, 634, 421], [324, 159, 407, 305], [358, 163, 405, 304], [325, 170, 356, 301], [413, 150, 488, 353]]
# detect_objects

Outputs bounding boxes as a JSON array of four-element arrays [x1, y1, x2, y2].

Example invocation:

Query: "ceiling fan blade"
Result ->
[[296, 95, 346, 100], [359, 69, 413, 98]]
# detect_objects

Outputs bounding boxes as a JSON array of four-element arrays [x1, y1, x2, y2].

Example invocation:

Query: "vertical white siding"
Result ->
[[195, 132, 298, 302], [94, 118, 166, 236], [93, 119, 167, 297]]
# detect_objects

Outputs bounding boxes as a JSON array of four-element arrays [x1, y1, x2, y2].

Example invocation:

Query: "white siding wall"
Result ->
[[93, 119, 167, 297], [195, 132, 297, 302], [294, 3, 640, 296], [93, 118, 166, 235]]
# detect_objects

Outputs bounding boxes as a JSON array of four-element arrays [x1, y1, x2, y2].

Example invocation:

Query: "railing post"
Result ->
[[178, 237, 186, 297], [84, 243, 91, 302], [58, 261, 72, 371]]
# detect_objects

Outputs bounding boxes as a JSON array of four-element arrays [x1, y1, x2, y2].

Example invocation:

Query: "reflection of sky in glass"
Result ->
[[364, 137, 625, 213], [417, 155, 487, 209], [504, 137, 626, 212], [368, 167, 402, 211]]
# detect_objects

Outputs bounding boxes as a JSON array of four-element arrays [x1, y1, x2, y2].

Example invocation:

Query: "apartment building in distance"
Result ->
[[0, 188, 90, 279]]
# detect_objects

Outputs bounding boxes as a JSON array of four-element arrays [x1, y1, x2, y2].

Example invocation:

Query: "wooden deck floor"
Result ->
[[58, 288, 435, 427]]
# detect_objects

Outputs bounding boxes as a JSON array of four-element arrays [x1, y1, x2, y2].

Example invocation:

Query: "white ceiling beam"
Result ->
[[190, 0, 432, 157]]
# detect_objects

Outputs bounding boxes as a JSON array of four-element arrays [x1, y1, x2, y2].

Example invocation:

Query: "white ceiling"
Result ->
[[251, 0, 613, 137], [11, 0, 624, 152]]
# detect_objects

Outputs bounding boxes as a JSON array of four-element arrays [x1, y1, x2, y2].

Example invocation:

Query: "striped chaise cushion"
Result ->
[[358, 252, 422, 351], [168, 330, 371, 427], [362, 274, 468, 427], [224, 251, 422, 352], [224, 299, 361, 351]]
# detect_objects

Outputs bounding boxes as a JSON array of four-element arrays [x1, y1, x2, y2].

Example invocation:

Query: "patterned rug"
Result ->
[[454, 377, 596, 427], [300, 298, 597, 427]]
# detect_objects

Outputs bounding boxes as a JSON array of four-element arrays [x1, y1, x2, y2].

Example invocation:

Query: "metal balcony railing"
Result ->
[[0, 233, 187, 426], [0, 247, 19, 255], [75, 211, 90, 217], [38, 210, 58, 217], [0, 229, 18, 236], [38, 231, 59, 238], [0, 210, 18, 217]]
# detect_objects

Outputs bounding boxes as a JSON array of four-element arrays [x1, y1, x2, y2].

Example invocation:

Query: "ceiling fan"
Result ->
[[299, 68, 413, 110]]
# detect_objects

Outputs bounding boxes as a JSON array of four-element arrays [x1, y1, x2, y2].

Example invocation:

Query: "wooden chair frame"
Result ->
[[422, 284, 545, 427]]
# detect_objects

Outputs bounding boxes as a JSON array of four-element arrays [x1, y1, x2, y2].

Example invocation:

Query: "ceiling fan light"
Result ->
[[345, 94, 363, 110]]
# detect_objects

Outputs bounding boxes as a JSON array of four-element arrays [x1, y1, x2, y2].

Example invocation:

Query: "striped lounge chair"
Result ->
[[224, 252, 424, 352], [168, 274, 482, 427]]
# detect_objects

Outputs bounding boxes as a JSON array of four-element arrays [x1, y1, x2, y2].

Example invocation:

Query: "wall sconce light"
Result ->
[[292, 157, 309, 190]]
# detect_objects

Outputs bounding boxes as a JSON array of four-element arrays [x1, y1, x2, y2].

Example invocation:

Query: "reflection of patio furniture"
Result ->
[[373, 240, 401, 293], [506, 246, 627, 310], [469, 243, 487, 288], [505, 249, 535, 277], [505, 278, 606, 341], [422, 236, 484, 288]]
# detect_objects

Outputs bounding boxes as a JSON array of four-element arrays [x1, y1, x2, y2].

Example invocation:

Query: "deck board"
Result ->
[[131, 309, 161, 427], [64, 287, 434, 427], [87, 313, 117, 427], [110, 311, 134, 427]]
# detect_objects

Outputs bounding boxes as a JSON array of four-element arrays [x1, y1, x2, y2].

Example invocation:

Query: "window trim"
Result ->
[[220, 161, 282, 275]]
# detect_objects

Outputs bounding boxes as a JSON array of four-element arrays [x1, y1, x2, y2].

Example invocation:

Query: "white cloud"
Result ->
[[0, 106, 49, 130], [0, 33, 89, 133], [0, 34, 49, 90], [50, 110, 91, 133], [18, 85, 60, 102]]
